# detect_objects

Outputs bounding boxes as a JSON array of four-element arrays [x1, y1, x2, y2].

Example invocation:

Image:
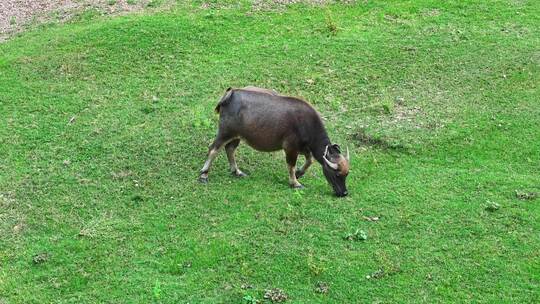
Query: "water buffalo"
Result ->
[[198, 86, 350, 197]]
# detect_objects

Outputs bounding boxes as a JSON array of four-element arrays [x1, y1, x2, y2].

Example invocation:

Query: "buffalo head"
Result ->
[[322, 144, 350, 197]]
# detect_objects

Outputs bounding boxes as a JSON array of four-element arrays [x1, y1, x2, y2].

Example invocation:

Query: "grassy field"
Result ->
[[1, 0, 539, 303]]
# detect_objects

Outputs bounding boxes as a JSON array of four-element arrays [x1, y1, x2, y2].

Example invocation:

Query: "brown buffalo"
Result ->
[[199, 86, 350, 197]]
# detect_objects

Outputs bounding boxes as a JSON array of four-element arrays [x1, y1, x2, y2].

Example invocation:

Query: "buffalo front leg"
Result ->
[[285, 150, 303, 189], [295, 153, 313, 179], [225, 139, 247, 177]]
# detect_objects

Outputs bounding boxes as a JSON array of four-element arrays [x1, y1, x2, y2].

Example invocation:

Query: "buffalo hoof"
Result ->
[[232, 171, 248, 178], [291, 184, 304, 189], [295, 170, 305, 179], [198, 176, 208, 183], [335, 191, 348, 197]]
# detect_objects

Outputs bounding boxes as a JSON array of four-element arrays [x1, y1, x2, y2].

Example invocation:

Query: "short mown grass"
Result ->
[[1, 1, 539, 303]]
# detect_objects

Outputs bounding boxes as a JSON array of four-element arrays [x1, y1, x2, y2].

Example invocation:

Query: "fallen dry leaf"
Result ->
[[363, 216, 380, 222], [366, 269, 385, 280], [264, 288, 288, 302], [515, 190, 538, 200], [32, 252, 49, 264], [241, 283, 254, 290], [13, 222, 25, 234], [315, 281, 329, 294]]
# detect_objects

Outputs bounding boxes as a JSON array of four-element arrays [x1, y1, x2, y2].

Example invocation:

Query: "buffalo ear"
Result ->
[[331, 144, 341, 154]]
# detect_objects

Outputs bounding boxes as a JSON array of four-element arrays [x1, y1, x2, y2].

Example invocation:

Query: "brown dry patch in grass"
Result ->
[[198, 0, 356, 11], [0, 0, 172, 42]]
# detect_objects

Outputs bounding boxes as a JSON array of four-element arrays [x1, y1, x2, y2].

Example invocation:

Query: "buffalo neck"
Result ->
[[309, 132, 331, 164]]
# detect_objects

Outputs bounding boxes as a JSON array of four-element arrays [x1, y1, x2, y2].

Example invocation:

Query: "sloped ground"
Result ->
[[1, 1, 539, 303]]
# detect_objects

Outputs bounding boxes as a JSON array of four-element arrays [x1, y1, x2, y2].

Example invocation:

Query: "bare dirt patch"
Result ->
[[198, 0, 355, 12], [0, 0, 168, 42], [1, 1, 352, 41]]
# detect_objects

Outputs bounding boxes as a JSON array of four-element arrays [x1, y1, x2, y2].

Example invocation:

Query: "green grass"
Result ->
[[1, 1, 539, 302]]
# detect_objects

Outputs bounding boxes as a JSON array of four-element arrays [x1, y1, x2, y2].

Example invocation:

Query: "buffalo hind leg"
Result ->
[[285, 150, 303, 189], [295, 152, 313, 179], [199, 134, 232, 183], [225, 139, 247, 177]]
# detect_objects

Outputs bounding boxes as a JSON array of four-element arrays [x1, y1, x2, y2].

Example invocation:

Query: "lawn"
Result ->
[[1, 0, 539, 303]]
